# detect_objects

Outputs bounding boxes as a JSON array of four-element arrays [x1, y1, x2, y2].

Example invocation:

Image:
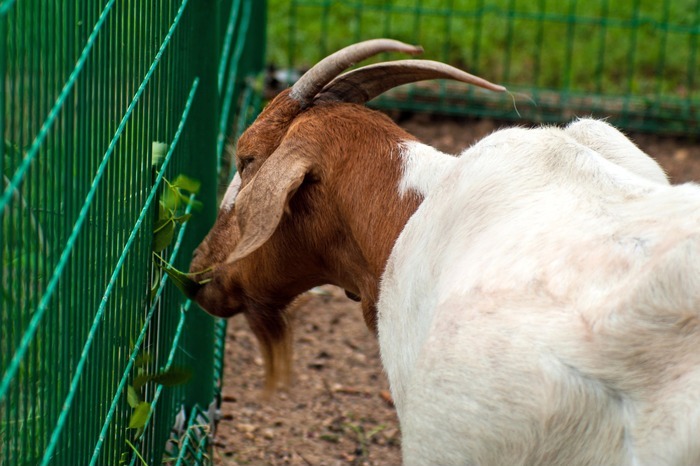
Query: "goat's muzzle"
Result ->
[[189, 245, 245, 317]]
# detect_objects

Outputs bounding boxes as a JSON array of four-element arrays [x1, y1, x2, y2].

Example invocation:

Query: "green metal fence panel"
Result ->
[[271, 0, 699, 135], [0, 1, 266, 465]]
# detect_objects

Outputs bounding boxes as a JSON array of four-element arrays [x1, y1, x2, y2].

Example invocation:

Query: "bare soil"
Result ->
[[213, 114, 700, 466]]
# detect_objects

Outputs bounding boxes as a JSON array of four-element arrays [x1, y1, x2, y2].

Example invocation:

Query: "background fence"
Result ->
[[270, 0, 699, 135], [0, 0, 265, 464]]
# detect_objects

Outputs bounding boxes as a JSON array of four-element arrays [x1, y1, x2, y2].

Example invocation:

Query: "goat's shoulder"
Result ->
[[397, 140, 457, 198]]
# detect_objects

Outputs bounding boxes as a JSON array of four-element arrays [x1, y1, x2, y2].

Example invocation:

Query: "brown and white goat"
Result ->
[[190, 39, 504, 386], [190, 39, 700, 465]]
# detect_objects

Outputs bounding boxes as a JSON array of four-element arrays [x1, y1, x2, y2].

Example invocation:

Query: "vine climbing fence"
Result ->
[[0, 0, 265, 464]]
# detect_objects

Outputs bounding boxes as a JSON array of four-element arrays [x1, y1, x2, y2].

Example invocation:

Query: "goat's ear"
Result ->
[[225, 144, 314, 264]]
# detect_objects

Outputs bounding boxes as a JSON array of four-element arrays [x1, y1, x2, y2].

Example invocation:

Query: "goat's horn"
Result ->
[[290, 39, 423, 105], [315, 59, 506, 104]]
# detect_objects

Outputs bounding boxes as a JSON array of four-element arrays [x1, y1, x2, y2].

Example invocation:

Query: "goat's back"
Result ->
[[378, 127, 700, 466]]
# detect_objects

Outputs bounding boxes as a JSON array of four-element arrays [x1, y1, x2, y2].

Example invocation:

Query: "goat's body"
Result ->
[[379, 123, 700, 465], [192, 41, 700, 462]]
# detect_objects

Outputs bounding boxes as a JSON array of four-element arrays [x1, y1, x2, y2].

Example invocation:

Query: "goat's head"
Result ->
[[189, 39, 505, 391]]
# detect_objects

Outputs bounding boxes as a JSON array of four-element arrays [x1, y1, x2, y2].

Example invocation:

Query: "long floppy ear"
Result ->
[[225, 143, 314, 264]]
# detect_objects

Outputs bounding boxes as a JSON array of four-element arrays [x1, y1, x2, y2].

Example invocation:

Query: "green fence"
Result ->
[[0, 0, 265, 464], [2, 0, 697, 464], [271, 0, 699, 135]]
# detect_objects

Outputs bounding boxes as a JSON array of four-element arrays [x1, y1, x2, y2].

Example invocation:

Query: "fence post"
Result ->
[[181, 0, 221, 411]]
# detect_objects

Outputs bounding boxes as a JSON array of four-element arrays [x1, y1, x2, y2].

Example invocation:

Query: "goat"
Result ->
[[190, 39, 700, 465]]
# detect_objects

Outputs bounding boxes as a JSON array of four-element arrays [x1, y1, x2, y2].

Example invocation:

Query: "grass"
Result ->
[[267, 0, 699, 99]]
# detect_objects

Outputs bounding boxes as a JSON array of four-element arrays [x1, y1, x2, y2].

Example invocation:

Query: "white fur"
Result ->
[[381, 120, 700, 465], [565, 118, 669, 185], [398, 141, 457, 198], [220, 172, 242, 212]]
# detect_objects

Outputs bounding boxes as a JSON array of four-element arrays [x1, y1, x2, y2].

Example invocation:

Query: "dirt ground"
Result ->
[[213, 114, 700, 466]]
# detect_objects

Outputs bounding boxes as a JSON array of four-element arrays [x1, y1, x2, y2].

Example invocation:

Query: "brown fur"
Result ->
[[190, 92, 422, 388]]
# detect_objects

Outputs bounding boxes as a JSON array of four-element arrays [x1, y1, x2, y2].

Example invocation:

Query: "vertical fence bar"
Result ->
[[182, 0, 218, 412], [594, 0, 609, 95], [620, 0, 642, 128], [562, 0, 578, 105], [688, 0, 700, 109], [0, 6, 7, 464]]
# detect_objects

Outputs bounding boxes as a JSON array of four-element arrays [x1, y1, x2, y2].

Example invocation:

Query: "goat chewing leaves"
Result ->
[[153, 253, 205, 301], [151, 173, 202, 300]]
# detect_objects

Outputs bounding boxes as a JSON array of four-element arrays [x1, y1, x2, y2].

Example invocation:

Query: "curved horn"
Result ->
[[289, 39, 423, 105], [315, 59, 506, 105]]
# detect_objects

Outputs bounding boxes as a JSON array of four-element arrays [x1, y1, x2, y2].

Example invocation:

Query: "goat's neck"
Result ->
[[328, 139, 456, 331]]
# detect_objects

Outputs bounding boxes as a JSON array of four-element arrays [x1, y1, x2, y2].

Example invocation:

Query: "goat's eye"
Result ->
[[238, 156, 254, 173]]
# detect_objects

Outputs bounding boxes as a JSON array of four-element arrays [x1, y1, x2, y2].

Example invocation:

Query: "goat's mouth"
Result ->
[[187, 266, 247, 318], [192, 285, 245, 317], [188, 266, 213, 285], [178, 267, 210, 299]]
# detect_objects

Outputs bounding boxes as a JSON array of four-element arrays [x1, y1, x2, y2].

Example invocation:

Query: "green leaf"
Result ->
[[151, 142, 168, 167], [186, 196, 203, 211], [127, 385, 141, 408], [177, 191, 203, 211], [161, 185, 181, 212], [152, 218, 175, 253], [172, 213, 192, 225], [151, 366, 192, 387], [163, 266, 202, 300], [131, 366, 192, 392], [133, 374, 151, 392], [150, 268, 161, 302], [154, 256, 203, 300], [171, 174, 201, 194], [158, 200, 169, 221], [128, 402, 151, 429], [134, 352, 152, 369]]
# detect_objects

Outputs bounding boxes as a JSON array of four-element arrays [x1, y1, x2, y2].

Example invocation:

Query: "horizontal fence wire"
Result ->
[[272, 0, 699, 134], [1, 0, 266, 465]]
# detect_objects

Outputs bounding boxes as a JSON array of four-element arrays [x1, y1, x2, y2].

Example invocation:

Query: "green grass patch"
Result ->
[[268, 0, 699, 99]]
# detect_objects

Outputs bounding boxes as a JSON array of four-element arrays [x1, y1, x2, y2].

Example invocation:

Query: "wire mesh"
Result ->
[[0, 0, 265, 464], [271, 0, 699, 134]]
